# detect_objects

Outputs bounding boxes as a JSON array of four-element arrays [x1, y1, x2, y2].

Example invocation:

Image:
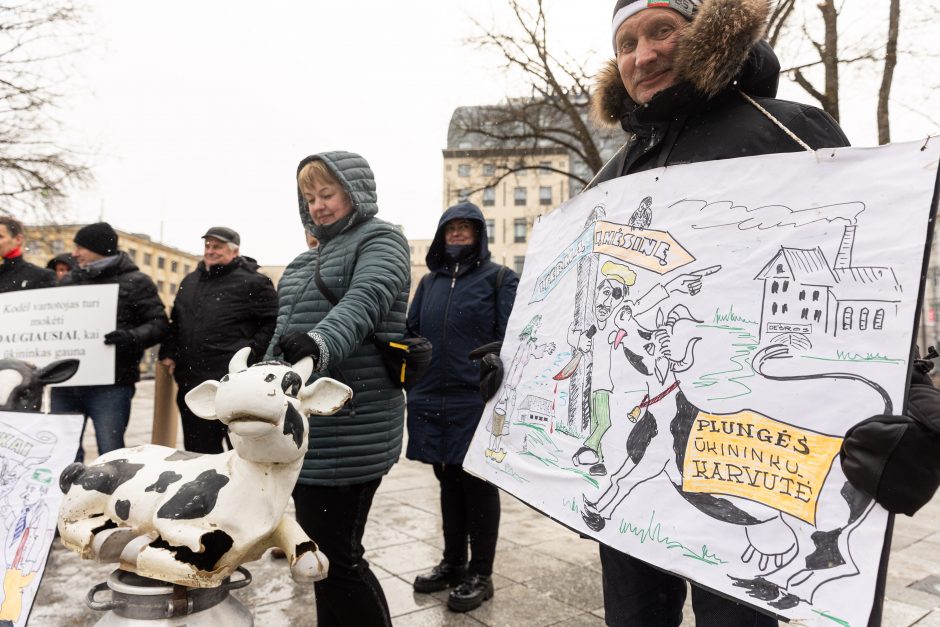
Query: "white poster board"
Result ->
[[0, 411, 83, 626], [0, 285, 119, 386], [464, 140, 940, 626]]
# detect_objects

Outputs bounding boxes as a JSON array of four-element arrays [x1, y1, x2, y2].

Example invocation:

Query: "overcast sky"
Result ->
[[60, 0, 938, 267]]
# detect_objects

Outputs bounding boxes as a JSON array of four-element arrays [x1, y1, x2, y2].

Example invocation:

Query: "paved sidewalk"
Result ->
[[31, 381, 940, 626]]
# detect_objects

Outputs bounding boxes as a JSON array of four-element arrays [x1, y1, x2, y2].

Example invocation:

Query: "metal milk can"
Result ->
[[85, 567, 253, 626]]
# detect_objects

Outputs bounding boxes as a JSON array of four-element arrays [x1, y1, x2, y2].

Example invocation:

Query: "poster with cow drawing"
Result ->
[[0, 411, 82, 627], [464, 139, 940, 626]]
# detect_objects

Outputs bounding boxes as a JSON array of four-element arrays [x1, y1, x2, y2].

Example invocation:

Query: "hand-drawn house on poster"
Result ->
[[755, 225, 901, 347], [518, 395, 554, 425]]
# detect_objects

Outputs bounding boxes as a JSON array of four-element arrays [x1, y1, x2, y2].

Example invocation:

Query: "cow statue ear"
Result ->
[[299, 378, 352, 416], [185, 381, 220, 420]]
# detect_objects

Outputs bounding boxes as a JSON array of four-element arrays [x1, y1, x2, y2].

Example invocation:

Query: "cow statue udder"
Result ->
[[56, 347, 352, 588]]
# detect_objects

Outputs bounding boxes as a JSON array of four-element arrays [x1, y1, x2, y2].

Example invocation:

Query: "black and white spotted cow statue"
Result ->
[[0, 358, 80, 412], [56, 347, 352, 588]]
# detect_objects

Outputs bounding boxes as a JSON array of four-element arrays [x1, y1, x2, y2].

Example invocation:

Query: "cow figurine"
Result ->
[[56, 347, 352, 588], [0, 358, 80, 412]]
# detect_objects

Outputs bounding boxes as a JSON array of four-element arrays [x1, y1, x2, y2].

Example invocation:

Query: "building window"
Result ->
[[842, 307, 853, 330], [51, 239, 64, 254], [514, 218, 527, 243], [539, 161, 552, 173], [171, 260, 178, 272], [782, 303, 788, 314], [458, 188, 470, 202], [772, 302, 778, 315], [143, 252, 152, 265], [157, 256, 165, 269], [539, 186, 552, 206], [874, 309, 884, 330], [782, 280, 789, 292], [776, 263, 784, 274], [483, 187, 495, 206], [801, 307, 809, 320], [812, 290, 820, 301], [514, 187, 526, 206], [184, 264, 191, 274], [483, 163, 496, 176], [157, 280, 165, 292], [458, 164, 471, 177], [859, 307, 870, 331], [799, 290, 805, 301], [485, 219, 495, 243], [771, 281, 778, 294], [170, 283, 177, 294], [814, 309, 822, 322], [127, 248, 137, 261], [514, 255, 526, 274]]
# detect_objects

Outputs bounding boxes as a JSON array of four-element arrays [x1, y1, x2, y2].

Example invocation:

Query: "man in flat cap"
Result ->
[[159, 226, 277, 453]]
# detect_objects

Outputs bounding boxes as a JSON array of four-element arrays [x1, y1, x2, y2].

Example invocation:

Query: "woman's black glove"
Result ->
[[840, 380, 940, 516], [274, 332, 321, 365], [468, 341, 503, 401]]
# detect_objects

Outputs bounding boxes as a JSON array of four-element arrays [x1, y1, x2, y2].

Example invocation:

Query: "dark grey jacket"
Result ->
[[267, 151, 410, 486]]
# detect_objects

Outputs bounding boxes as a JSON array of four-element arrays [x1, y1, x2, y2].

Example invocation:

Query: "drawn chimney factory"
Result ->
[[754, 225, 901, 347]]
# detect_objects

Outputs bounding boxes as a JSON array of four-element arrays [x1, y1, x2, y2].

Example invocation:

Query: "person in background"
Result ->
[[52, 222, 168, 460], [158, 226, 277, 453], [267, 151, 410, 627], [46, 253, 77, 282], [0, 216, 54, 292], [406, 202, 517, 613]]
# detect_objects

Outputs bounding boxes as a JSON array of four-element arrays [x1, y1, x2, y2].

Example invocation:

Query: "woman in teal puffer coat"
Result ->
[[267, 151, 409, 627]]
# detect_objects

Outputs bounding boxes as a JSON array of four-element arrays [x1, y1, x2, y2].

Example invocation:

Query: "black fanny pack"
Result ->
[[314, 254, 431, 388]]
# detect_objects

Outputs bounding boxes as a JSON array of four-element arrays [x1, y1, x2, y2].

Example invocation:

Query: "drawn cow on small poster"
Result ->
[[57, 347, 351, 588]]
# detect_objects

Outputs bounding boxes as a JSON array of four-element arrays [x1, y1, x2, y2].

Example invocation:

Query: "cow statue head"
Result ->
[[184, 347, 351, 464], [0, 358, 80, 412]]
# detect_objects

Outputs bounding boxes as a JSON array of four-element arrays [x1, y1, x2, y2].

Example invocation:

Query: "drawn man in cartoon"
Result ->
[[486, 315, 555, 462], [564, 260, 716, 476], [0, 473, 51, 624]]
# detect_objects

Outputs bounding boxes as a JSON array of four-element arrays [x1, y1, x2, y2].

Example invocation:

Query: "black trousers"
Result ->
[[176, 381, 228, 454], [435, 463, 500, 576], [293, 479, 391, 627], [599, 544, 778, 627]]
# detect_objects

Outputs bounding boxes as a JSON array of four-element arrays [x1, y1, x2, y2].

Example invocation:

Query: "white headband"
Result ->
[[611, 0, 701, 52]]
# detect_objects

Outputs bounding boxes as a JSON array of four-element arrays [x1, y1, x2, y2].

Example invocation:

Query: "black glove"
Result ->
[[103, 329, 137, 347], [840, 382, 940, 516], [469, 341, 503, 402], [274, 332, 321, 365]]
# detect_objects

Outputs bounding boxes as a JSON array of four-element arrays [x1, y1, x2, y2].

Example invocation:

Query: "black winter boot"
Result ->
[[447, 573, 494, 612], [413, 560, 467, 593]]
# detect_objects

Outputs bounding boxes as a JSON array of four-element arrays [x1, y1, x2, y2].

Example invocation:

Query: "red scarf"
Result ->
[[2, 247, 22, 260]]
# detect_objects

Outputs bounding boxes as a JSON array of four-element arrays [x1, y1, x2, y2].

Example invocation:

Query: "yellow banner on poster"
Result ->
[[681, 410, 843, 525], [592, 220, 694, 275]]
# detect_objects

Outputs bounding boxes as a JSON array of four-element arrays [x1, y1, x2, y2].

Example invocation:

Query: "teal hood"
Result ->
[[296, 151, 378, 243]]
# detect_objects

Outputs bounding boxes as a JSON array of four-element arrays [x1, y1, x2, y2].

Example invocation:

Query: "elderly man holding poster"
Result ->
[[472, 1, 940, 626], [51, 222, 168, 461]]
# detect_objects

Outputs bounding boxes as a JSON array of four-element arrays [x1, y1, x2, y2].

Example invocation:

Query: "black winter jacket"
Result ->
[[406, 202, 518, 465], [61, 253, 169, 385], [159, 257, 277, 386], [0, 255, 55, 293]]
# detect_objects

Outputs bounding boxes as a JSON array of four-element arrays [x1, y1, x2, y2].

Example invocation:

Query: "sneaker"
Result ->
[[413, 560, 467, 593], [447, 574, 494, 612]]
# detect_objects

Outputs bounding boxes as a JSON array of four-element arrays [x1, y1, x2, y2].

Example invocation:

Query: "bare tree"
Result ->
[[768, 0, 916, 144], [0, 0, 90, 217], [454, 0, 619, 191]]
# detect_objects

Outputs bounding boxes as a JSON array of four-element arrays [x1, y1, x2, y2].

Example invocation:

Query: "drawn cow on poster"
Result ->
[[580, 305, 887, 610], [57, 347, 352, 588]]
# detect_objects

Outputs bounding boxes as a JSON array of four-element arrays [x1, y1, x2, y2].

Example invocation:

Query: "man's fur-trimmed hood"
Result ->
[[592, 0, 772, 127]]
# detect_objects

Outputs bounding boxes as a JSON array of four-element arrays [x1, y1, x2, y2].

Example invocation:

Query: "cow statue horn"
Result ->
[[56, 354, 352, 588]]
